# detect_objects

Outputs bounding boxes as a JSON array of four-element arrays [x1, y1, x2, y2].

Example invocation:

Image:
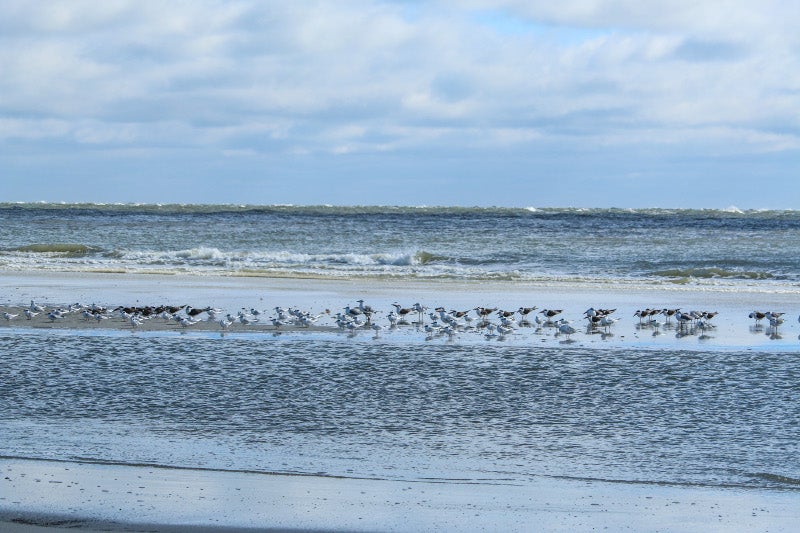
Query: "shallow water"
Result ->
[[2, 329, 799, 490]]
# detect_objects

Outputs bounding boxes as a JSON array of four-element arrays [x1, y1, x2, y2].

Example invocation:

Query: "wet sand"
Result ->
[[2, 457, 798, 532]]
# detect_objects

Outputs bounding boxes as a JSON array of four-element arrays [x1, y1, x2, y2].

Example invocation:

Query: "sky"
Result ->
[[1, 0, 799, 208]]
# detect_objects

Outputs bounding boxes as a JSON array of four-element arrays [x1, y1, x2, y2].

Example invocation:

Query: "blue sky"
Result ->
[[1, 0, 799, 208]]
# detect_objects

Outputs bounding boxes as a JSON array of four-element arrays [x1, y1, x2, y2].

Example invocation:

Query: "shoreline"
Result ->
[[2, 457, 798, 532]]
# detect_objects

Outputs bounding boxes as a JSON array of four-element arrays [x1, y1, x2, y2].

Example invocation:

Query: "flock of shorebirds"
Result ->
[[1, 299, 797, 341]]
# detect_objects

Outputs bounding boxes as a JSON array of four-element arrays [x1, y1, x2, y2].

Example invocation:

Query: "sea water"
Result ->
[[1, 204, 799, 492], [2, 203, 800, 289]]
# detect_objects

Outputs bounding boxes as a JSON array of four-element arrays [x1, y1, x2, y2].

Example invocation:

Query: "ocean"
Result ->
[[1, 203, 799, 495], [2, 203, 800, 288]]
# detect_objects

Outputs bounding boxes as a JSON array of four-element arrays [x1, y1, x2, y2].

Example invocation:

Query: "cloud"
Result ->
[[1, 0, 799, 206]]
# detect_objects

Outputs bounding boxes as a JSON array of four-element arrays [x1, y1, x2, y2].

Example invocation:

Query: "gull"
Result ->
[[178, 316, 200, 328], [496, 324, 514, 336], [766, 312, 784, 328], [412, 302, 427, 323], [237, 314, 257, 325], [296, 313, 324, 327], [47, 309, 66, 321], [3, 312, 19, 320], [370, 323, 384, 337], [557, 322, 577, 339], [599, 316, 619, 331], [357, 299, 375, 323], [499, 315, 516, 328]]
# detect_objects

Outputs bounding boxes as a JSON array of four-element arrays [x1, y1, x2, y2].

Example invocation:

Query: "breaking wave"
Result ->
[[649, 267, 776, 280]]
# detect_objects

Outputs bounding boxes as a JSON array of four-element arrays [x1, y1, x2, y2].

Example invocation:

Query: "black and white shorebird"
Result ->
[[539, 309, 563, 322], [392, 303, 414, 323]]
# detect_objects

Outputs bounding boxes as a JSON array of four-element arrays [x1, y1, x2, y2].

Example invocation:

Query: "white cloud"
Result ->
[[1, 0, 799, 196]]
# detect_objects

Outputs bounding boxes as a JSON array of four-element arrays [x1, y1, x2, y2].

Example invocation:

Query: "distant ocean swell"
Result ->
[[2, 202, 799, 218]]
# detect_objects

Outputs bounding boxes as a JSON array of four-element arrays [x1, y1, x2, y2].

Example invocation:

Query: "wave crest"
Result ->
[[12, 243, 102, 257], [649, 267, 775, 280]]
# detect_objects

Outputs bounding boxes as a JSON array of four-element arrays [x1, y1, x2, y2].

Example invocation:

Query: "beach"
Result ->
[[3, 456, 799, 532], [2, 206, 800, 531], [1, 271, 800, 531]]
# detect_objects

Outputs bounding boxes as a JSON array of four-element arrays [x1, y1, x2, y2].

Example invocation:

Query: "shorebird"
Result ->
[[30, 300, 46, 313], [749, 311, 767, 324], [496, 324, 514, 336], [557, 322, 577, 339], [178, 316, 200, 328], [540, 309, 562, 322], [675, 311, 693, 328], [344, 305, 364, 320], [24, 309, 39, 320], [517, 307, 537, 320], [47, 309, 66, 321], [474, 307, 497, 322], [412, 302, 427, 316], [766, 312, 784, 328], [3, 312, 19, 320], [356, 299, 375, 323], [185, 306, 211, 318]]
